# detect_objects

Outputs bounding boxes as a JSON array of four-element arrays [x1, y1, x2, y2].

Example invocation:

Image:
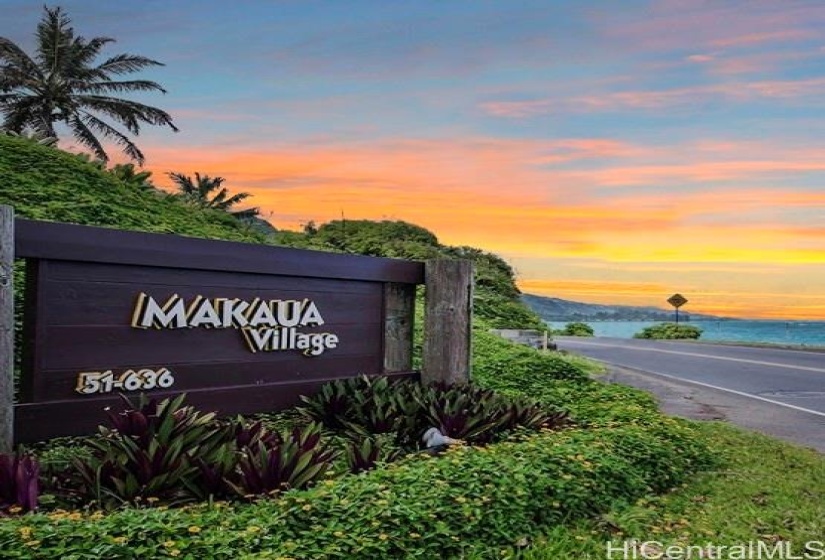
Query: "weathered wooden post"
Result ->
[[0, 205, 14, 452], [383, 283, 416, 373], [422, 259, 472, 385]]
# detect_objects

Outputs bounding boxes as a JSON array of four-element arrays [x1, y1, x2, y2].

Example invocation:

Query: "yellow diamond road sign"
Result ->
[[667, 293, 688, 308]]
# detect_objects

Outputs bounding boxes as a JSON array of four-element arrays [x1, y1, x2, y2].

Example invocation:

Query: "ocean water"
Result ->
[[547, 320, 825, 347]]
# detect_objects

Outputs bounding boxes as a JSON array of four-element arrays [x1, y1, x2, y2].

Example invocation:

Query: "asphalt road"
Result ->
[[554, 336, 825, 451]]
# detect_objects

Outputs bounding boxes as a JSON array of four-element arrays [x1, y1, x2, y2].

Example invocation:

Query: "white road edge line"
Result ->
[[563, 340, 825, 374], [601, 363, 825, 419]]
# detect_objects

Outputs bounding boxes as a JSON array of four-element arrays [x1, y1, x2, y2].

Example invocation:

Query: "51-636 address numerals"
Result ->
[[75, 368, 175, 395]]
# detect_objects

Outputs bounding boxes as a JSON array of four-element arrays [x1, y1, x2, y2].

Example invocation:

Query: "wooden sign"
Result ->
[[14, 219, 425, 442]]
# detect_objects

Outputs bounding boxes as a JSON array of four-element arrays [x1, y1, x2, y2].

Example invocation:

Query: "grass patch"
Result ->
[[553, 351, 608, 377], [495, 422, 825, 559]]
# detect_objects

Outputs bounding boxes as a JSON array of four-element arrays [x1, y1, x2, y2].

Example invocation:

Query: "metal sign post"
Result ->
[[667, 293, 688, 324]]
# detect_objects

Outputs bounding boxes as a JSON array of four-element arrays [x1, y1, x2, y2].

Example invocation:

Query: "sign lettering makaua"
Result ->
[[667, 293, 688, 308]]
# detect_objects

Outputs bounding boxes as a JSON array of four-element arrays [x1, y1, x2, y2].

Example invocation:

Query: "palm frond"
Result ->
[[167, 172, 198, 197], [0, 38, 42, 81], [222, 192, 252, 208], [79, 80, 168, 95], [73, 95, 178, 133], [0, 96, 54, 137], [208, 187, 229, 207], [35, 6, 73, 73], [79, 111, 145, 164], [95, 54, 164, 76], [67, 113, 107, 162], [72, 36, 115, 69]]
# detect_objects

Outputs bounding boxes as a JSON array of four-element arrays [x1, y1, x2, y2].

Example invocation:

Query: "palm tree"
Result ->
[[0, 6, 177, 164], [168, 172, 260, 219], [109, 163, 156, 192]]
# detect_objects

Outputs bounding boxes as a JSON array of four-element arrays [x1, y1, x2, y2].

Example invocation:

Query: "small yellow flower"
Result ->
[[8, 506, 22, 514], [90, 511, 104, 520], [410, 532, 421, 539], [68, 512, 83, 521], [112, 536, 128, 545], [18, 527, 32, 539], [246, 526, 262, 533], [188, 526, 201, 534], [379, 534, 389, 541], [169, 550, 181, 557], [454, 496, 467, 503], [163, 540, 176, 548], [334, 531, 345, 538], [301, 504, 312, 511]]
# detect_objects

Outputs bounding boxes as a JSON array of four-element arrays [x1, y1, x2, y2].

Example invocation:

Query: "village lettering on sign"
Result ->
[[130, 292, 339, 356]]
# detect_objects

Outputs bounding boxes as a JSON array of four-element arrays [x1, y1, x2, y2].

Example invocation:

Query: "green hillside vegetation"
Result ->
[[0, 135, 261, 242]]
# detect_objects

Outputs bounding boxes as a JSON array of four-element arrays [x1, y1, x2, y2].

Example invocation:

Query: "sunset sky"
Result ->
[[3, 1, 825, 319]]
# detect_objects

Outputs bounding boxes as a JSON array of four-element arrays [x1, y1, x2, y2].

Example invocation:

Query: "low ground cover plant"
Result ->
[[634, 323, 703, 340], [0, 420, 714, 559]]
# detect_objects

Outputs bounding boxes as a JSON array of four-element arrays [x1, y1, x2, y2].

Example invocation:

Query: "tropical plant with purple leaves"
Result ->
[[74, 394, 227, 507], [418, 384, 511, 444], [345, 434, 404, 474], [228, 423, 336, 497], [0, 452, 39, 514]]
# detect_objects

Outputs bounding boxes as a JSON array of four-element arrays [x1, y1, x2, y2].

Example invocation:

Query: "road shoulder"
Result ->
[[602, 365, 825, 453]]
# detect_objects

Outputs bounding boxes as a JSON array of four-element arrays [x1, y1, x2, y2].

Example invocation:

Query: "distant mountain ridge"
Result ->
[[521, 293, 724, 322]]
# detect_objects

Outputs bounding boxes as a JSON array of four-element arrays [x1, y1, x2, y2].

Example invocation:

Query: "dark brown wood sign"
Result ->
[[14, 219, 424, 442]]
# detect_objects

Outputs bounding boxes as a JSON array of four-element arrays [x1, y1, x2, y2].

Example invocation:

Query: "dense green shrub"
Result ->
[[555, 322, 595, 337], [0, 422, 714, 559], [472, 328, 588, 391], [634, 323, 703, 340]]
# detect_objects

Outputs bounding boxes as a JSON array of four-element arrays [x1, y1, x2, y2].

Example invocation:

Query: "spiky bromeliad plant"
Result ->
[[345, 434, 405, 475], [0, 451, 39, 514], [188, 416, 283, 500], [228, 423, 336, 498], [297, 375, 426, 444], [418, 383, 512, 444], [74, 394, 227, 508]]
